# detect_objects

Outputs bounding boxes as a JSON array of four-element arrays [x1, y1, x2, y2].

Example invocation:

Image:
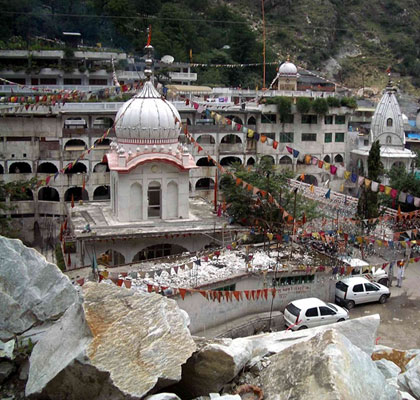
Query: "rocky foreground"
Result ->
[[1, 236, 419, 400]]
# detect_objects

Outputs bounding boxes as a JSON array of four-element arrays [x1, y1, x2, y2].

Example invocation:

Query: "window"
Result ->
[[364, 283, 379, 292], [148, 182, 161, 218], [40, 78, 57, 85], [335, 115, 345, 124], [320, 306, 336, 316], [215, 284, 236, 291], [364, 139, 369, 146], [305, 308, 318, 317], [273, 275, 314, 286], [31, 78, 39, 85], [280, 132, 294, 143], [335, 132, 345, 142], [64, 78, 82, 85], [386, 136, 392, 144], [281, 114, 294, 123], [265, 132, 276, 140], [302, 133, 317, 142], [286, 303, 301, 317], [353, 284, 364, 293], [387, 118, 393, 127], [324, 115, 333, 124], [261, 114, 277, 123], [325, 132, 332, 143], [89, 78, 108, 85], [301, 115, 317, 124]]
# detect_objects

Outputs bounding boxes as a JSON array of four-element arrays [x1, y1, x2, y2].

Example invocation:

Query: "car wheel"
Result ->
[[298, 325, 308, 330], [379, 295, 388, 304], [337, 318, 345, 322], [346, 300, 355, 309]]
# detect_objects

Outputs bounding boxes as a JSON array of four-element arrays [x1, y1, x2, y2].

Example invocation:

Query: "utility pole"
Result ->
[[261, 0, 266, 89], [289, 188, 298, 272]]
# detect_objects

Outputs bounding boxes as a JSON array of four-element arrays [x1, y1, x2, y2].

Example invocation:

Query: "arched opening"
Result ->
[[197, 135, 215, 144], [64, 139, 87, 151], [323, 155, 331, 163], [260, 155, 275, 165], [334, 154, 344, 163], [132, 244, 188, 262], [247, 116, 257, 125], [297, 174, 318, 186], [64, 117, 87, 129], [279, 156, 292, 165], [9, 162, 32, 173], [219, 176, 232, 190], [64, 187, 89, 202], [386, 136, 392, 144], [167, 181, 178, 218], [0, 164, 3, 174], [196, 157, 215, 167], [129, 183, 143, 220], [37, 162, 58, 174], [38, 187, 60, 201], [65, 162, 87, 174], [386, 118, 393, 127], [93, 186, 110, 200], [103, 249, 125, 266], [93, 162, 110, 172], [195, 178, 215, 191], [220, 156, 242, 166], [93, 117, 114, 129], [247, 157, 255, 166], [94, 138, 111, 149], [226, 115, 243, 125], [148, 182, 161, 218], [10, 188, 33, 201], [221, 134, 242, 144]]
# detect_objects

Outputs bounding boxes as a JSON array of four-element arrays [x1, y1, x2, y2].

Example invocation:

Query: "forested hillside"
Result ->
[[0, 0, 419, 90]]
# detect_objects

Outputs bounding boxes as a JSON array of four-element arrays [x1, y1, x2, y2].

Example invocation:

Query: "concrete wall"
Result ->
[[176, 272, 336, 334]]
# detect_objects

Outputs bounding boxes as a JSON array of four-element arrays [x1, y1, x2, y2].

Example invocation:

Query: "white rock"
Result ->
[[257, 329, 398, 400], [399, 391, 417, 400], [0, 339, 15, 359], [26, 283, 196, 399], [180, 338, 253, 397], [209, 394, 241, 400], [145, 394, 181, 400], [375, 359, 401, 378], [0, 236, 80, 341], [398, 360, 420, 398]]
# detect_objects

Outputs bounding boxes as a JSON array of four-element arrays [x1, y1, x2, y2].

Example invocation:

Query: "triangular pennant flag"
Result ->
[[179, 288, 187, 300]]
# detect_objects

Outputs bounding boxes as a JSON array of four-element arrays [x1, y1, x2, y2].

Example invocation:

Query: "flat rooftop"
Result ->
[[69, 197, 242, 240]]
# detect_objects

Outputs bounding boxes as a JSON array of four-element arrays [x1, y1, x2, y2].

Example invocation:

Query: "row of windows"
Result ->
[[261, 114, 346, 125], [273, 275, 315, 286], [10, 78, 109, 86], [278, 132, 345, 143]]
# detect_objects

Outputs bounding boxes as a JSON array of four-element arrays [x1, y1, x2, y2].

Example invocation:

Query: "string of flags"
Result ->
[[188, 61, 278, 68]]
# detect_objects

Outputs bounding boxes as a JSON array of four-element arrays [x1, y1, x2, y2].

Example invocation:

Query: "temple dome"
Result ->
[[115, 81, 181, 142], [279, 60, 297, 76]]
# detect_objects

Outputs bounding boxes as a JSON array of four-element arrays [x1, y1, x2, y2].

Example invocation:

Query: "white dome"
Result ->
[[115, 81, 181, 142], [279, 60, 297, 76]]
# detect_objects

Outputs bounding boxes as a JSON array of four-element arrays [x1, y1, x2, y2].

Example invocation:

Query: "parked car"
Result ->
[[339, 257, 389, 287], [284, 297, 349, 331], [335, 276, 390, 309]]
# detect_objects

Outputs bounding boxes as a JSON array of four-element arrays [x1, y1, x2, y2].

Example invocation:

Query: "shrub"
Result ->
[[327, 96, 341, 107], [276, 96, 292, 118], [311, 98, 329, 115], [296, 97, 311, 114], [340, 97, 358, 109]]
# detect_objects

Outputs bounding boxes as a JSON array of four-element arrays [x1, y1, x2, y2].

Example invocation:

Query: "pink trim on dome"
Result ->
[[117, 138, 179, 145]]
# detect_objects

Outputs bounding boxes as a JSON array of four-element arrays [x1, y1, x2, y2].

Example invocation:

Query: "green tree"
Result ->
[[220, 160, 321, 232], [296, 97, 311, 114], [357, 140, 383, 221], [387, 164, 420, 211], [312, 98, 329, 115]]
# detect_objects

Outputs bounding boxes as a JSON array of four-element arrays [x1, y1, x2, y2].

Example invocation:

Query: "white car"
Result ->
[[284, 297, 349, 331], [335, 276, 390, 309]]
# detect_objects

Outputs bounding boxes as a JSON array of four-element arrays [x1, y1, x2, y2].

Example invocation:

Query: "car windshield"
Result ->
[[327, 303, 338, 311], [285, 303, 300, 317]]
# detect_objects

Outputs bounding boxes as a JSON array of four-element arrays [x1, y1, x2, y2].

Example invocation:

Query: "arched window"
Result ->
[[65, 162, 87, 174], [196, 135, 215, 144], [226, 115, 243, 125], [386, 136, 392, 144], [196, 157, 215, 167], [323, 155, 331, 163], [247, 116, 257, 125], [221, 134, 242, 144], [64, 117, 87, 129], [94, 138, 111, 149], [38, 187, 60, 201], [220, 156, 242, 166], [93, 186, 110, 200], [195, 178, 215, 190], [64, 187, 89, 202], [9, 162, 32, 174], [148, 182, 161, 218], [93, 117, 114, 129], [260, 155, 275, 165], [334, 154, 344, 163], [64, 139, 87, 151], [93, 162, 110, 172], [11, 188, 33, 201], [247, 157, 255, 165], [103, 249, 125, 266], [37, 162, 58, 174], [387, 118, 393, 127], [279, 156, 292, 165]]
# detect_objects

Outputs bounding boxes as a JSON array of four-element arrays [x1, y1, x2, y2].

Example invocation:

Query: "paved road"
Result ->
[[349, 259, 420, 350]]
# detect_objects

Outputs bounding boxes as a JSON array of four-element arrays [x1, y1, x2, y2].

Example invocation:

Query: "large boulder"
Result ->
[[374, 359, 401, 379], [398, 355, 420, 399], [26, 282, 196, 399], [179, 338, 253, 397], [0, 236, 80, 341], [256, 329, 398, 400]]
